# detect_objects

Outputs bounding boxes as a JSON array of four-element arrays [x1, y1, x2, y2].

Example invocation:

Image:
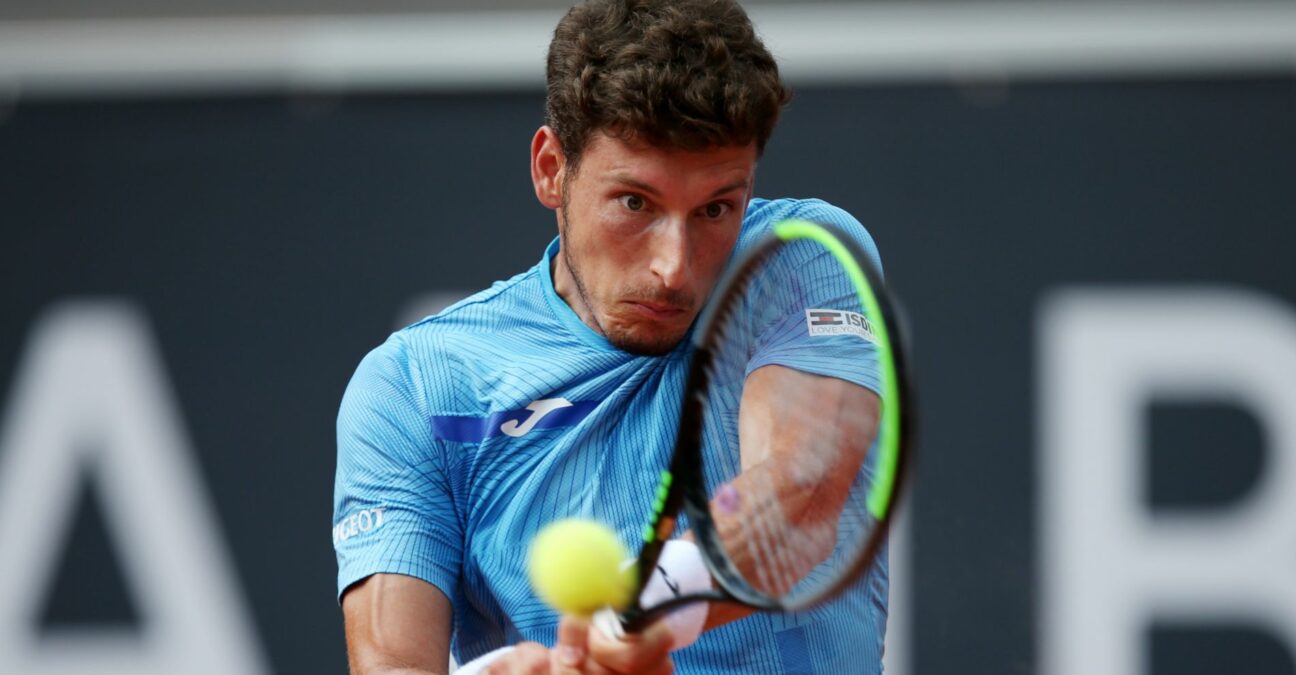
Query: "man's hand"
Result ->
[[485, 615, 674, 675]]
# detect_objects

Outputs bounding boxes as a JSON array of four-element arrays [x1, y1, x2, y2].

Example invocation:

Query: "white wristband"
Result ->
[[451, 646, 513, 674], [634, 539, 712, 650]]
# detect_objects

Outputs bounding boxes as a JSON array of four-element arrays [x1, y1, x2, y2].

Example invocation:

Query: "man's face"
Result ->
[[537, 131, 757, 355]]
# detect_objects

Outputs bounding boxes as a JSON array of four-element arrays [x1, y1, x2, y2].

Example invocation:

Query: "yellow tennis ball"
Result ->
[[527, 518, 635, 616]]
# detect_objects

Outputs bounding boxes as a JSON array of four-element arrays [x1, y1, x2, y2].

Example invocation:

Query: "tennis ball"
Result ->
[[527, 518, 635, 616]]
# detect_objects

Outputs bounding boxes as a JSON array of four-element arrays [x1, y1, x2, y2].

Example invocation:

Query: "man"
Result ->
[[334, 1, 888, 673]]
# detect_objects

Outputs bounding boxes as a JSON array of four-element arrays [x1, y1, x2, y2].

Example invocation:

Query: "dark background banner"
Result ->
[[2, 77, 1294, 674]]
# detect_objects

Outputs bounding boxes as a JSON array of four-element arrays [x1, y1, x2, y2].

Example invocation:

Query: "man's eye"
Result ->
[[704, 202, 730, 219], [620, 194, 646, 211]]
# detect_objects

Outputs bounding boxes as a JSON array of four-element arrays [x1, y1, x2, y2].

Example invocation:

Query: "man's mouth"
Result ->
[[627, 300, 689, 321]]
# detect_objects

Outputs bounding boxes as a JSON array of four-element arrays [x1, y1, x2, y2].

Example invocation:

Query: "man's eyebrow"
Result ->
[[610, 175, 662, 196], [708, 178, 750, 199], [609, 175, 750, 199]]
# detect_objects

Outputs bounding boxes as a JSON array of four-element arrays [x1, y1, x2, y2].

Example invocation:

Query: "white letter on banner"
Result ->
[[1040, 287, 1296, 675], [0, 301, 269, 675]]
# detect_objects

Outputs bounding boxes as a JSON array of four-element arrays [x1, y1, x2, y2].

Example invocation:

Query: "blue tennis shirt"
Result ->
[[334, 197, 889, 674]]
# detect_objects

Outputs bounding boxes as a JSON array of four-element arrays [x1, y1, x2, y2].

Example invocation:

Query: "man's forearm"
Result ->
[[348, 648, 448, 675]]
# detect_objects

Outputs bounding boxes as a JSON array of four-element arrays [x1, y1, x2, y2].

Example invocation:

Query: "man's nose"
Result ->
[[648, 217, 689, 290]]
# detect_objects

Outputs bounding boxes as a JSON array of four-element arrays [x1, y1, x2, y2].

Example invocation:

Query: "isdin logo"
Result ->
[[805, 308, 876, 341]]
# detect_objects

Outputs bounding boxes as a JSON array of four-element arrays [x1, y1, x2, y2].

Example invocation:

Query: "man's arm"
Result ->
[[734, 364, 880, 554], [343, 574, 453, 675], [706, 363, 880, 629], [344, 574, 676, 675]]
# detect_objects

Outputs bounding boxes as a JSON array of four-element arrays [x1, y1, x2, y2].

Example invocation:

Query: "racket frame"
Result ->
[[619, 219, 914, 632]]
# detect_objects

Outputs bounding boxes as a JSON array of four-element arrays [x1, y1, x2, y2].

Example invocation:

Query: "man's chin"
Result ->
[[605, 326, 688, 356]]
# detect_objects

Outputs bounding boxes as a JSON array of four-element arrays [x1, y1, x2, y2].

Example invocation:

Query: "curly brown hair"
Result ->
[[545, 0, 790, 169]]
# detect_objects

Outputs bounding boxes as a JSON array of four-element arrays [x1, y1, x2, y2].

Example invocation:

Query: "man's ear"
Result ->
[[531, 126, 566, 210]]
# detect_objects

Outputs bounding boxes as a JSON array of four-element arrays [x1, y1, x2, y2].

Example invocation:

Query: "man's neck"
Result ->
[[551, 245, 602, 335]]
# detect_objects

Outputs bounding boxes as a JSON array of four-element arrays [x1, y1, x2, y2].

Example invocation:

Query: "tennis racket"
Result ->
[[605, 218, 914, 636]]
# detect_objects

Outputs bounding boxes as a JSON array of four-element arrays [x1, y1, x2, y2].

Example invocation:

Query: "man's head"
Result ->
[[532, 0, 790, 355]]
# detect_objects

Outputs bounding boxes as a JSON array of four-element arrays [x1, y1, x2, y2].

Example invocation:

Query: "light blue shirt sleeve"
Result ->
[[334, 333, 463, 602], [744, 200, 885, 395]]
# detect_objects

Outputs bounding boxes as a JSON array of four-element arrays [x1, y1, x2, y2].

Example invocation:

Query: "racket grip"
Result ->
[[599, 540, 710, 651], [593, 606, 627, 642]]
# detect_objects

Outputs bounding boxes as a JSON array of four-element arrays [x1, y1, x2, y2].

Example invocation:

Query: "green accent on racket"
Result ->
[[642, 470, 674, 542]]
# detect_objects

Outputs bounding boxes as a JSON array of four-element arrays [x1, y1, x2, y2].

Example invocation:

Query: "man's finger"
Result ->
[[587, 618, 674, 673], [486, 642, 550, 675], [554, 615, 590, 669]]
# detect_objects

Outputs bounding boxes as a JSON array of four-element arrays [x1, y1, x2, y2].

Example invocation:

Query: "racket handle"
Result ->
[[598, 540, 710, 650], [593, 606, 628, 642], [594, 603, 707, 653]]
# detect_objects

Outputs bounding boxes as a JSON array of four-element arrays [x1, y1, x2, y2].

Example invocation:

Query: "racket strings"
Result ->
[[719, 468, 798, 596], [749, 467, 835, 596], [742, 470, 795, 595], [727, 408, 860, 597], [698, 237, 884, 605]]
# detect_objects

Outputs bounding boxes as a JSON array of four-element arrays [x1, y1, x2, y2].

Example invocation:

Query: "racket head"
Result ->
[[692, 219, 913, 612], [623, 218, 914, 627]]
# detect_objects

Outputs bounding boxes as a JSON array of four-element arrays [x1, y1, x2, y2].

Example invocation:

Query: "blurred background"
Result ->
[[1, 1, 1294, 673]]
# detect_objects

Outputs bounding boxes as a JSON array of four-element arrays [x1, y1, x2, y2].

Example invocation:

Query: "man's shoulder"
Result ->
[[743, 197, 860, 232], [742, 197, 882, 270], [365, 261, 585, 415], [401, 264, 549, 338]]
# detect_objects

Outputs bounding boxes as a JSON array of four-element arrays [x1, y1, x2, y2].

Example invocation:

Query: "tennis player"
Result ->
[[335, 1, 887, 673]]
